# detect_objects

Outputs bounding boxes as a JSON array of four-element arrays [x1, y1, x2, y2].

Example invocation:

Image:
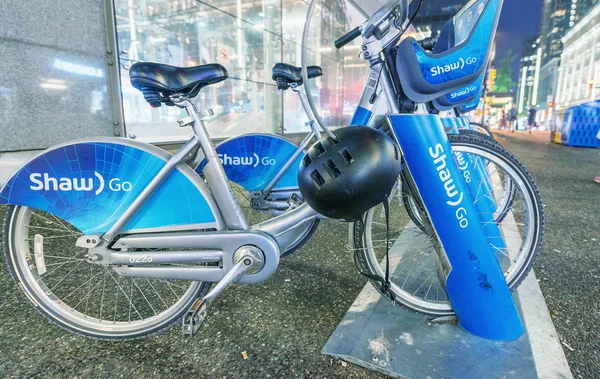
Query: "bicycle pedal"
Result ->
[[182, 299, 209, 337]]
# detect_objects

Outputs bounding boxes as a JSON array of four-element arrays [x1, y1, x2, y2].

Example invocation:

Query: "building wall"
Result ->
[[0, 0, 118, 152], [517, 37, 541, 114], [556, 3, 600, 110], [114, 0, 373, 143], [539, 0, 598, 66], [537, 58, 560, 106]]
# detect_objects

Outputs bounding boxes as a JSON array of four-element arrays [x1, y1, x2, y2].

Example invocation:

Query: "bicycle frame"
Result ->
[[94, 95, 321, 255], [94, 0, 501, 270]]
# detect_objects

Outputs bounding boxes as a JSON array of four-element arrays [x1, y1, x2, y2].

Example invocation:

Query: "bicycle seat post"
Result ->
[[291, 84, 322, 139], [172, 95, 212, 145], [171, 94, 249, 231]]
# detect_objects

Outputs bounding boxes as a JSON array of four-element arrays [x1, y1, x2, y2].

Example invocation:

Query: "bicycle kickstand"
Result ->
[[182, 249, 262, 337]]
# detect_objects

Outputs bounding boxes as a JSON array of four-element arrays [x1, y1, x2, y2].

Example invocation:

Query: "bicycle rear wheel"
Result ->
[[352, 134, 544, 315], [3, 205, 212, 340]]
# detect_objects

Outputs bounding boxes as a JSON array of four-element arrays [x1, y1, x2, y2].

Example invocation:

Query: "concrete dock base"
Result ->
[[323, 223, 572, 378]]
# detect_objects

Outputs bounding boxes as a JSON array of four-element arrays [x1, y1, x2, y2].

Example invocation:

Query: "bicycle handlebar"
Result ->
[[335, 26, 362, 49]]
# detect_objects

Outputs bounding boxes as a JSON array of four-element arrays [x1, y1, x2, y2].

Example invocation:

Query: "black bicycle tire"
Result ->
[[468, 122, 495, 140], [353, 133, 544, 315]]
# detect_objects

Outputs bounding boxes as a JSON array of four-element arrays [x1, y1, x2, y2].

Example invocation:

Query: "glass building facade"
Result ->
[[517, 37, 542, 114], [556, 3, 600, 109], [540, 0, 598, 65], [412, 0, 467, 38], [113, 0, 368, 143], [536, 0, 597, 119]]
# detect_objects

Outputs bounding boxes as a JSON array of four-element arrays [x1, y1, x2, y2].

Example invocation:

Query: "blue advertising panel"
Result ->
[[413, 0, 495, 85], [460, 86, 484, 113], [389, 114, 523, 340], [433, 74, 484, 111], [440, 118, 460, 134], [0, 139, 218, 234], [441, 118, 504, 253], [196, 134, 302, 192]]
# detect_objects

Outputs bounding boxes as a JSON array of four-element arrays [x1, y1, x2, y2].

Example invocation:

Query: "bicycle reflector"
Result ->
[[298, 126, 401, 221]]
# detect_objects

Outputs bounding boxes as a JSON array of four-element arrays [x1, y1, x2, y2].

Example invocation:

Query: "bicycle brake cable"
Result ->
[[353, 200, 396, 304]]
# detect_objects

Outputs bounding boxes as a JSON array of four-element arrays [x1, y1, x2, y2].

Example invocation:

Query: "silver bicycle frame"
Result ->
[[100, 94, 321, 254], [262, 85, 321, 196], [98, 1, 405, 269]]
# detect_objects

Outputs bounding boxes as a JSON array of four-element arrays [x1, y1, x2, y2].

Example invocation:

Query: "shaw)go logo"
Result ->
[[430, 56, 478, 77], [218, 153, 276, 167], [429, 144, 469, 229], [29, 172, 132, 195]]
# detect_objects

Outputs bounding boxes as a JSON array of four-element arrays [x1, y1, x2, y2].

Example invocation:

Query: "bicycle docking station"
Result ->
[[323, 115, 572, 378]]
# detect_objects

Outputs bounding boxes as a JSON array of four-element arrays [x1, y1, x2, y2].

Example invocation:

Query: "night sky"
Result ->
[[496, 0, 544, 82]]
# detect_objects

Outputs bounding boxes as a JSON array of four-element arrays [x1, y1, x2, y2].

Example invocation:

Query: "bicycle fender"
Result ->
[[389, 114, 523, 340], [196, 134, 302, 192], [0, 138, 222, 234], [460, 86, 484, 113], [433, 74, 484, 111]]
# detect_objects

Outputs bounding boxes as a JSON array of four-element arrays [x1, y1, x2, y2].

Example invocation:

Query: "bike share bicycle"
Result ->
[[1, 0, 543, 340]]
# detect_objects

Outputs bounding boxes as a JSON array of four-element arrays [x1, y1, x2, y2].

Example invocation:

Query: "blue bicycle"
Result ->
[[1, 0, 542, 339]]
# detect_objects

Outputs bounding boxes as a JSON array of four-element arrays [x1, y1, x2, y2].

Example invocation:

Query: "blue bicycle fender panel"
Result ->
[[433, 75, 485, 111], [196, 134, 302, 192], [460, 86, 484, 113], [0, 140, 218, 234], [440, 118, 460, 135], [350, 106, 374, 126], [388, 114, 523, 340], [396, 0, 503, 103]]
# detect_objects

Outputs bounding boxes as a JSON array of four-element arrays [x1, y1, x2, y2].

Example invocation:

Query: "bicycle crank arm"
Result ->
[[182, 247, 263, 337]]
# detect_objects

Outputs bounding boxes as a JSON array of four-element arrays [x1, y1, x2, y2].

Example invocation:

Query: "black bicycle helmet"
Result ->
[[298, 126, 402, 221]]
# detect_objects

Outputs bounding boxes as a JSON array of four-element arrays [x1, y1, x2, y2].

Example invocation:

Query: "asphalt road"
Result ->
[[492, 131, 600, 378], [0, 131, 598, 378], [0, 209, 384, 378]]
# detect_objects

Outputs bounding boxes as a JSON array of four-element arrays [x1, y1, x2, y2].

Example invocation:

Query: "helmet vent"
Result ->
[[310, 170, 326, 188], [339, 148, 354, 165], [314, 142, 326, 156], [325, 158, 341, 178], [303, 155, 312, 167]]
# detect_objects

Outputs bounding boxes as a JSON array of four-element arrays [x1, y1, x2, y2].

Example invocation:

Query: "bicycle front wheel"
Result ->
[[3, 205, 212, 340], [352, 133, 544, 315]]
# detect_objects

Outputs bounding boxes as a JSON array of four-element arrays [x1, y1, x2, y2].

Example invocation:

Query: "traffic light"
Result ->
[[487, 68, 497, 92]]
